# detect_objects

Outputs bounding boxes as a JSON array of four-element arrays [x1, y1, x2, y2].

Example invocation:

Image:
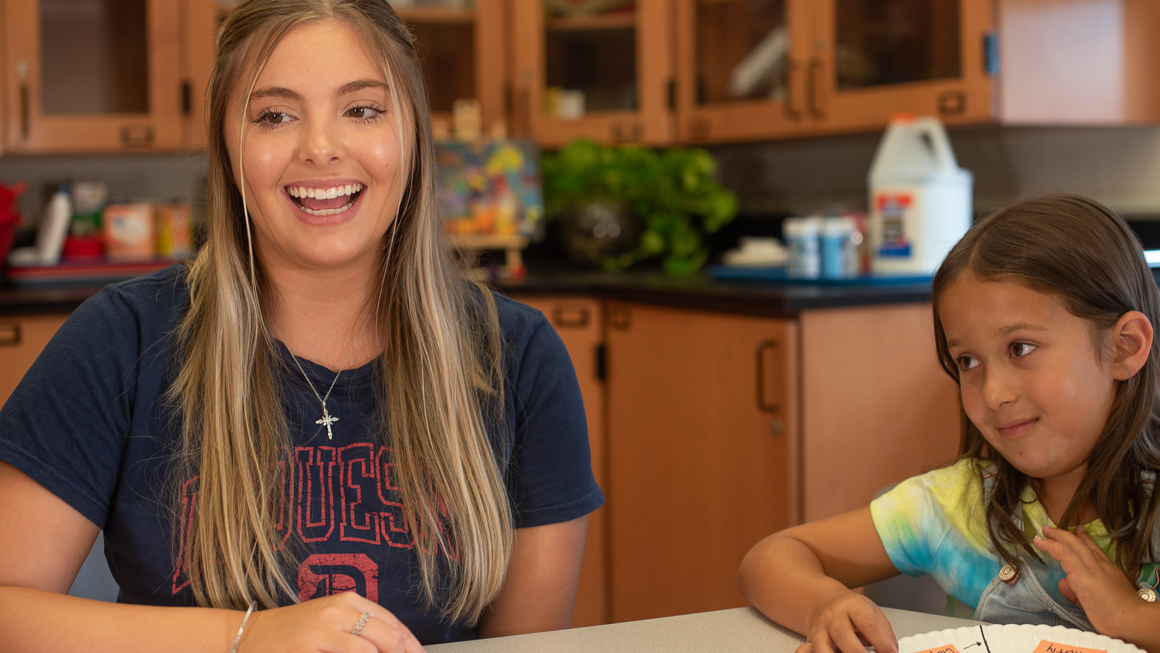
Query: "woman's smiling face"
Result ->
[[225, 18, 409, 276]]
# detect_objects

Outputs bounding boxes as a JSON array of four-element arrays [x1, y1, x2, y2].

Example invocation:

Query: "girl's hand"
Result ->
[[240, 591, 426, 653], [796, 591, 898, 653], [1033, 525, 1141, 636]]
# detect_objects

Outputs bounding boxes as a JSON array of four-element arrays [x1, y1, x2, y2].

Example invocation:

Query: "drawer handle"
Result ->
[[755, 339, 779, 413], [121, 124, 155, 147], [0, 323, 22, 347], [552, 306, 590, 329]]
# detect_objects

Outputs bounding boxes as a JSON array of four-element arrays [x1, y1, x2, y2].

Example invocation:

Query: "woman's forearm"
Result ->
[[0, 586, 241, 653], [738, 534, 856, 635]]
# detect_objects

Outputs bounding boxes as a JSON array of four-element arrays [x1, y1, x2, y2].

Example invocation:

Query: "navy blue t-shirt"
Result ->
[[0, 264, 603, 644]]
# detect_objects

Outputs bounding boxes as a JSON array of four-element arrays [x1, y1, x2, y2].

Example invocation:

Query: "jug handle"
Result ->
[[913, 118, 959, 171]]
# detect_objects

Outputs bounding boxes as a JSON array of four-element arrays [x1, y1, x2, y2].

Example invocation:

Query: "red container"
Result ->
[[0, 181, 25, 264]]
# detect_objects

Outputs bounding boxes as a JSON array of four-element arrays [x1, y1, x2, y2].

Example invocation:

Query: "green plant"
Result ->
[[542, 139, 738, 274]]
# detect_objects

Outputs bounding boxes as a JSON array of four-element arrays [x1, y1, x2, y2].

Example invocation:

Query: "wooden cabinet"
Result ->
[[510, 0, 675, 147], [514, 296, 609, 628], [604, 302, 798, 622], [396, 1, 507, 137], [0, 313, 68, 407], [675, 0, 1160, 144], [798, 303, 960, 522], [596, 301, 957, 622], [1, 0, 215, 153]]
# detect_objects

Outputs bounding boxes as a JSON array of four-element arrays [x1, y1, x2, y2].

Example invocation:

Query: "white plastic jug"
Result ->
[[867, 116, 972, 275]]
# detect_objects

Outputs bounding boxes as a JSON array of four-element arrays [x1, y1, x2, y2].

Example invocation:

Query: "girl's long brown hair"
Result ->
[[165, 0, 511, 624], [932, 195, 1160, 578]]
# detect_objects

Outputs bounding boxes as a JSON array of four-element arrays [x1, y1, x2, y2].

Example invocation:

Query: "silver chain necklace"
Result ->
[[282, 315, 373, 440]]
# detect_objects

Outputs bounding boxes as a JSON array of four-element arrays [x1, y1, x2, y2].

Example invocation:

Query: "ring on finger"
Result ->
[[352, 611, 373, 637]]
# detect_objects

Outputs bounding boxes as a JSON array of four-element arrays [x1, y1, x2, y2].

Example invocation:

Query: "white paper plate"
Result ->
[[898, 624, 1142, 653]]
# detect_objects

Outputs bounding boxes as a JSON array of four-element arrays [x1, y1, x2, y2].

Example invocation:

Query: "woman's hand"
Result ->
[[1034, 525, 1143, 637], [796, 591, 898, 653], [240, 592, 426, 653]]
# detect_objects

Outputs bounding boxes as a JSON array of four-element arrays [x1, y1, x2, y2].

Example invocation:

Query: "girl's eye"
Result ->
[[254, 110, 293, 128], [1010, 342, 1037, 358], [347, 105, 384, 121], [957, 356, 978, 371]]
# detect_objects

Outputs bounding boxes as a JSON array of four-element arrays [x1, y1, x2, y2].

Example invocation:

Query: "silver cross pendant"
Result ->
[[316, 405, 339, 440]]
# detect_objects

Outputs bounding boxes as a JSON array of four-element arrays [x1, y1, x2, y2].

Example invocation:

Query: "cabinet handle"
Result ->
[[785, 58, 803, 120], [609, 305, 631, 331], [19, 84, 30, 139], [808, 57, 826, 119], [0, 323, 21, 347], [552, 306, 590, 329], [120, 125, 155, 147], [755, 340, 780, 413], [938, 90, 966, 116]]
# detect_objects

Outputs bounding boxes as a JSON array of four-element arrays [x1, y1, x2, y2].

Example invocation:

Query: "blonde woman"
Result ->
[[0, 1, 602, 651]]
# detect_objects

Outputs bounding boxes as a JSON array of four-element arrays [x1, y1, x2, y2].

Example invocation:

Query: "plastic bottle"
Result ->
[[820, 216, 859, 279], [867, 116, 973, 275], [784, 216, 821, 279]]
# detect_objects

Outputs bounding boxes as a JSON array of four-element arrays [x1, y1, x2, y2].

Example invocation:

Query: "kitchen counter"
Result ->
[[427, 607, 981, 653], [0, 268, 933, 318]]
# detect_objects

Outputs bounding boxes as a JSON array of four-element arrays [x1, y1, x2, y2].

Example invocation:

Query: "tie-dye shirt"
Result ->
[[870, 458, 1137, 618]]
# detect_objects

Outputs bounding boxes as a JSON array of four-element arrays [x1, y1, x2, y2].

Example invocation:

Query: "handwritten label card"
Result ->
[[912, 645, 962, 653], [1032, 641, 1107, 653]]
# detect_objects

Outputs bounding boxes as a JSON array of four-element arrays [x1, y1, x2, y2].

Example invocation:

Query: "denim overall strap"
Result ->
[[972, 470, 1094, 630]]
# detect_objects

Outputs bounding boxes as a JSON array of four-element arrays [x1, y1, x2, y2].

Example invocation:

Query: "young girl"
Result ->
[[0, 1, 601, 651], [739, 195, 1160, 653]]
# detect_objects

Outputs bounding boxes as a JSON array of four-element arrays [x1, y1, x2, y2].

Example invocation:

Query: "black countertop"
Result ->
[[0, 268, 933, 319]]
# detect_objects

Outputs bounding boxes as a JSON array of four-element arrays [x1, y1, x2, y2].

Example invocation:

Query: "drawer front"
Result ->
[[0, 313, 69, 407]]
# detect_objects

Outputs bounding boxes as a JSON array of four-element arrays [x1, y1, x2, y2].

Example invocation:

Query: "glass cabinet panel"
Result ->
[[39, 0, 150, 115], [409, 20, 476, 114], [835, 0, 960, 90], [543, 3, 638, 116], [695, 0, 791, 106]]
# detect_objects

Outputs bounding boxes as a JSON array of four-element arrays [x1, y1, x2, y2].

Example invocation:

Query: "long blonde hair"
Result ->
[[167, 0, 511, 624]]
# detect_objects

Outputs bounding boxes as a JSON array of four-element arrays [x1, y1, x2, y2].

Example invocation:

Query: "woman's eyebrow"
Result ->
[[335, 79, 389, 96], [249, 80, 387, 103]]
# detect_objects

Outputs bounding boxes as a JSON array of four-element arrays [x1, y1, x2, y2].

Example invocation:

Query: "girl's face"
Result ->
[[939, 275, 1116, 485], [224, 18, 409, 277]]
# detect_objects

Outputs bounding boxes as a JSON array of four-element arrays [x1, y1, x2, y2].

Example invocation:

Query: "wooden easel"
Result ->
[[450, 233, 528, 280]]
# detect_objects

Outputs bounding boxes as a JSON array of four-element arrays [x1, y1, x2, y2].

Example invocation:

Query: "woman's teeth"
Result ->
[[288, 183, 363, 199], [287, 183, 363, 216]]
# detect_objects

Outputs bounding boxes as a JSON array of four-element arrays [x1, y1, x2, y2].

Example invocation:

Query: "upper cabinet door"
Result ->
[[3, 0, 184, 153], [675, 0, 815, 144], [511, 0, 674, 147], [397, 0, 507, 138], [808, 0, 993, 134]]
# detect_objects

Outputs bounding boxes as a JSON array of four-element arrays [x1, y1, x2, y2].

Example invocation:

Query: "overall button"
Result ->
[[999, 563, 1020, 584]]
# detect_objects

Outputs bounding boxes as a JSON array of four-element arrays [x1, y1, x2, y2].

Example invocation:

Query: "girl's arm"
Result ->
[[0, 461, 424, 653], [477, 515, 588, 637], [1034, 525, 1160, 652], [738, 506, 903, 653]]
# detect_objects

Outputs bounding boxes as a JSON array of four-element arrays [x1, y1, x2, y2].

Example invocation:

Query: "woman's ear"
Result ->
[[1111, 310, 1154, 380]]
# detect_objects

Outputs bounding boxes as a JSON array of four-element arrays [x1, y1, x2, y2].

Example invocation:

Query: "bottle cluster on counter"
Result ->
[[784, 215, 865, 280], [6, 181, 192, 268]]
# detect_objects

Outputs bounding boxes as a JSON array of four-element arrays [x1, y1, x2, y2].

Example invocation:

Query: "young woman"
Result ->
[[739, 196, 1160, 653], [0, 1, 602, 651]]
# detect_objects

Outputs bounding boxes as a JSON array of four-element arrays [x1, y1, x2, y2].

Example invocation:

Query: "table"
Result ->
[[428, 607, 983, 653]]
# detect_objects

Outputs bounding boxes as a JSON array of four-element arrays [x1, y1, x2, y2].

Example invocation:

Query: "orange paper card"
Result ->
[[912, 646, 962, 653], [1032, 641, 1107, 653]]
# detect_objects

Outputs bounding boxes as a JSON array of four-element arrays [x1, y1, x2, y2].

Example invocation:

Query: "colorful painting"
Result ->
[[436, 139, 543, 237]]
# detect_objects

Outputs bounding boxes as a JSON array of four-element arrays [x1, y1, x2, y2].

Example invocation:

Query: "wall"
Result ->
[[711, 125, 1160, 218]]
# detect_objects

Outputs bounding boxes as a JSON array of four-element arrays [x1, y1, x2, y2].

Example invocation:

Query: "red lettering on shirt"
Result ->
[[297, 553, 379, 602]]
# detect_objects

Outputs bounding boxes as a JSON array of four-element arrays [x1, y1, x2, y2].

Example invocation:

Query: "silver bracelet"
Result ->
[[229, 600, 258, 653]]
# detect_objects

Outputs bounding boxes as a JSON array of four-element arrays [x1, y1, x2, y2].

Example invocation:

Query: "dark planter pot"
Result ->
[[556, 201, 639, 267]]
